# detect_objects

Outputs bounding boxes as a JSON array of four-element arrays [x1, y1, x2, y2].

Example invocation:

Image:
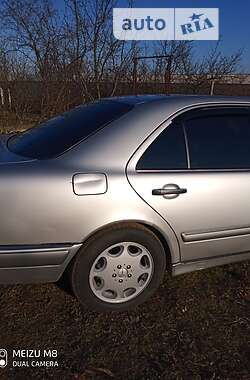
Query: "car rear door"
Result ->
[[127, 105, 250, 262]]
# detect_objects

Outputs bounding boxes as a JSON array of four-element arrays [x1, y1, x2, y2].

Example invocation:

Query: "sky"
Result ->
[[54, 0, 250, 72]]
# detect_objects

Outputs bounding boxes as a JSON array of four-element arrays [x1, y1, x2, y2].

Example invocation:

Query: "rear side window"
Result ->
[[185, 112, 250, 169], [136, 123, 187, 170], [8, 101, 133, 159]]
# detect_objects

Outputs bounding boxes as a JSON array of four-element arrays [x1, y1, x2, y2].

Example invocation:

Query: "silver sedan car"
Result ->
[[1, 95, 250, 312]]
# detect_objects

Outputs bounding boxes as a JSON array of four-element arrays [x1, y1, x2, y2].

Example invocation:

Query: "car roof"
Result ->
[[105, 94, 250, 107], [104, 94, 168, 104]]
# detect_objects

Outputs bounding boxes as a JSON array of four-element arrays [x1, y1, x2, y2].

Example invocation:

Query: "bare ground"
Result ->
[[0, 262, 249, 380]]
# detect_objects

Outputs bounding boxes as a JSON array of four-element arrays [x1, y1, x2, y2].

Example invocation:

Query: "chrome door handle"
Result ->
[[152, 187, 187, 196]]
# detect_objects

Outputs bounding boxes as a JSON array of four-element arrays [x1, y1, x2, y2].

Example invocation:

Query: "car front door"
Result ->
[[127, 105, 250, 262]]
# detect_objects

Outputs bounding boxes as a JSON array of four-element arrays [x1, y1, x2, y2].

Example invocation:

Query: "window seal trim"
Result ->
[[182, 121, 190, 169], [136, 168, 250, 173]]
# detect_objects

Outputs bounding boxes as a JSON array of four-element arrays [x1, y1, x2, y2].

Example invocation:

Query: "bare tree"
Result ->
[[0, 0, 80, 115], [152, 41, 192, 79], [1, 0, 65, 80], [64, 0, 135, 99], [181, 42, 243, 94]]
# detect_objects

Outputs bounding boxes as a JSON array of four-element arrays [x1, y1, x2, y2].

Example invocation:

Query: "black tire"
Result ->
[[69, 223, 167, 312]]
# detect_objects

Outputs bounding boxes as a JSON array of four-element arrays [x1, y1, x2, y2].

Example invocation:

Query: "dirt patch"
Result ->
[[0, 262, 249, 380]]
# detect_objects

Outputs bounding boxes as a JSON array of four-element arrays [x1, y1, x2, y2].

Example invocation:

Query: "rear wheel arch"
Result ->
[[139, 222, 173, 270], [79, 220, 174, 269]]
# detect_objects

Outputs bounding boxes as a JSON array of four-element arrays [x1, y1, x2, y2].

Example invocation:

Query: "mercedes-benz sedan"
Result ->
[[1, 95, 250, 312]]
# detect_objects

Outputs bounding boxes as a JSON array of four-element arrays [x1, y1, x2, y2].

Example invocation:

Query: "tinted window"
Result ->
[[8, 101, 133, 159], [185, 112, 250, 169], [136, 123, 187, 170]]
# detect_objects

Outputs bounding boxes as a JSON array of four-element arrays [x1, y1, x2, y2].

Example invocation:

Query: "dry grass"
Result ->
[[0, 112, 41, 134], [0, 262, 249, 380]]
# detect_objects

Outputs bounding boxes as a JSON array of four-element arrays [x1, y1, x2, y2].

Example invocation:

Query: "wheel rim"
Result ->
[[89, 242, 154, 304]]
